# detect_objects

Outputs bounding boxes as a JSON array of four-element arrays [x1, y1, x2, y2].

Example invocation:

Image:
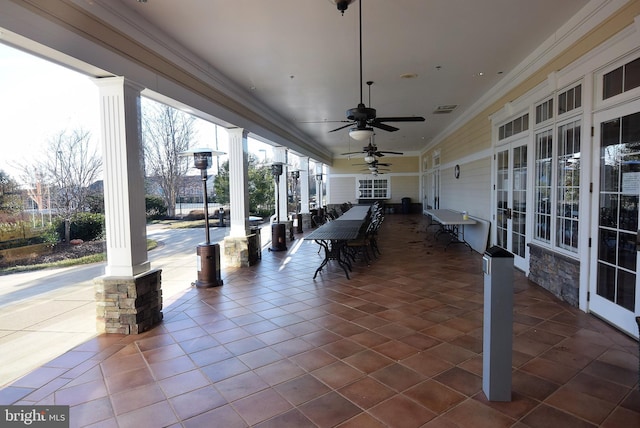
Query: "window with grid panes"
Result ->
[[358, 176, 389, 199], [556, 120, 581, 252], [603, 57, 640, 99], [534, 129, 553, 243]]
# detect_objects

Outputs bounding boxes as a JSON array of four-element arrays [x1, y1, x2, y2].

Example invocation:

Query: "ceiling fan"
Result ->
[[329, 0, 425, 140], [342, 141, 403, 163]]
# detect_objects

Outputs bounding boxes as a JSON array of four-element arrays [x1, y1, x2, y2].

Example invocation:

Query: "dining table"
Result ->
[[426, 209, 476, 251], [304, 206, 370, 279]]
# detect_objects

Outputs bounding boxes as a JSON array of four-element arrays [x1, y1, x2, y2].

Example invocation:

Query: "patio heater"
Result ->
[[270, 162, 287, 251], [290, 170, 303, 233], [181, 148, 225, 287]]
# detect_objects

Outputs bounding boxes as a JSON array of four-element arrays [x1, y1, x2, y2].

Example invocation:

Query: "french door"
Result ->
[[495, 139, 529, 272], [590, 101, 640, 338]]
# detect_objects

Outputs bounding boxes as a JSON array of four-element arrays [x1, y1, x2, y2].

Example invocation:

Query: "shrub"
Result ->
[[53, 213, 105, 242], [146, 195, 167, 220]]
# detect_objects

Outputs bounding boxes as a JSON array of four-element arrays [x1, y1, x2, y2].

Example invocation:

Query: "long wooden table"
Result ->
[[426, 209, 476, 251], [304, 208, 369, 279]]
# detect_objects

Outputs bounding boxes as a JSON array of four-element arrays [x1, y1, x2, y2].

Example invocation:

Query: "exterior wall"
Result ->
[[327, 176, 356, 204], [328, 156, 420, 205], [439, 157, 492, 219]]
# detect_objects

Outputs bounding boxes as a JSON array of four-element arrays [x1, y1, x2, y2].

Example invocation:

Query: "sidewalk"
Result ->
[[0, 224, 264, 387]]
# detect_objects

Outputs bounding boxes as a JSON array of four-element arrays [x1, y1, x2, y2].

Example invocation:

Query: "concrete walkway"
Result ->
[[0, 224, 268, 387]]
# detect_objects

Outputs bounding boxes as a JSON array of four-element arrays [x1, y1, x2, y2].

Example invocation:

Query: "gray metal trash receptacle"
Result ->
[[401, 197, 411, 214], [482, 246, 514, 401], [248, 226, 262, 265]]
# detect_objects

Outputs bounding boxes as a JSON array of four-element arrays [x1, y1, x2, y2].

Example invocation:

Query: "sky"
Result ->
[[0, 43, 275, 184]]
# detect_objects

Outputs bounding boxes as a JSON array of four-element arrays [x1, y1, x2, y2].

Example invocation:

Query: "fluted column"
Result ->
[[94, 77, 150, 277], [299, 157, 310, 214], [227, 128, 250, 237]]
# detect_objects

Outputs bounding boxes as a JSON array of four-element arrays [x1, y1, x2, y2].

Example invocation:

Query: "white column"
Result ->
[[273, 147, 288, 222], [227, 128, 250, 237], [94, 77, 149, 277], [299, 157, 310, 214]]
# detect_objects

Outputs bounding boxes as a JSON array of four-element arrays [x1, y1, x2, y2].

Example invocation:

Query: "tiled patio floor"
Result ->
[[1, 214, 638, 427]]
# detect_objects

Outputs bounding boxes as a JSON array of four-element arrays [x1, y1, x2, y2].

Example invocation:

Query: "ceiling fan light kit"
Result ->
[[349, 127, 374, 141], [324, 0, 425, 157]]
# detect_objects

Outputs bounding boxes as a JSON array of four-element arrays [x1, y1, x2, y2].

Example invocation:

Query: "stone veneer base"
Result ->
[[94, 268, 163, 334]]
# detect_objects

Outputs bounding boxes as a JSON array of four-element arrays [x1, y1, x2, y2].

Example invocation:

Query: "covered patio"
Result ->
[[1, 215, 638, 427]]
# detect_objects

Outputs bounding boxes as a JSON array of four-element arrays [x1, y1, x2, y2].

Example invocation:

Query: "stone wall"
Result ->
[[528, 243, 580, 307], [94, 269, 163, 334]]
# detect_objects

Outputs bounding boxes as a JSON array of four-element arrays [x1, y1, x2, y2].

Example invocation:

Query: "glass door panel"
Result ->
[[495, 139, 529, 271], [591, 104, 640, 337]]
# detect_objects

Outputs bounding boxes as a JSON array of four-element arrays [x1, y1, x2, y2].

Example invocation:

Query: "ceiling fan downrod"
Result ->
[[331, 0, 356, 15]]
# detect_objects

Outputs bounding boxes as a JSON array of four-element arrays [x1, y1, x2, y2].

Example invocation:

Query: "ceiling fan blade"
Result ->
[[342, 151, 366, 155], [298, 119, 351, 124], [329, 123, 354, 133], [375, 116, 426, 122], [370, 122, 399, 132], [378, 150, 404, 155]]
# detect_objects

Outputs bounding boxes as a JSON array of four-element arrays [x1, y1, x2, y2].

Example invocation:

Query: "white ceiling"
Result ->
[[110, 0, 590, 158]]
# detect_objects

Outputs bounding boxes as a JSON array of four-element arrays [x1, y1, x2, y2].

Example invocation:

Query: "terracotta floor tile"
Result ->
[[401, 352, 453, 378], [444, 398, 514, 428], [336, 412, 386, 428], [369, 395, 435, 428], [521, 403, 597, 428], [321, 338, 366, 359], [343, 349, 394, 374], [600, 407, 640, 428], [433, 367, 482, 397], [299, 391, 361, 427], [169, 385, 227, 420], [104, 366, 155, 395], [274, 373, 331, 406], [254, 408, 316, 428], [148, 354, 196, 380], [472, 391, 539, 420], [214, 371, 269, 402], [182, 404, 246, 428], [53, 378, 108, 406], [201, 357, 249, 383], [158, 369, 210, 398], [233, 388, 293, 425], [116, 400, 178, 428], [254, 359, 305, 386], [370, 363, 424, 392], [511, 370, 560, 401], [312, 361, 365, 389], [338, 376, 396, 409], [546, 386, 617, 425], [289, 348, 338, 371], [69, 396, 115, 427], [405, 380, 465, 413], [110, 383, 166, 415]]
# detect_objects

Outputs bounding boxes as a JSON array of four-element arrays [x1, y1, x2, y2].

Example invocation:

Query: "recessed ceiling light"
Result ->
[[474, 72, 485, 77], [400, 73, 418, 79]]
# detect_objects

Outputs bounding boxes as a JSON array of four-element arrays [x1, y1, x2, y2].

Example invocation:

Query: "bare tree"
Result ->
[[142, 100, 195, 217], [19, 129, 102, 242]]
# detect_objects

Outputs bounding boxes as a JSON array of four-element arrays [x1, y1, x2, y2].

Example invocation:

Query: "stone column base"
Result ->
[[94, 268, 163, 334], [223, 235, 251, 267]]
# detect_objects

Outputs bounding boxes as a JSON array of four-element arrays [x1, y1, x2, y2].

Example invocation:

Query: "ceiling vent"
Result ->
[[433, 105, 458, 114]]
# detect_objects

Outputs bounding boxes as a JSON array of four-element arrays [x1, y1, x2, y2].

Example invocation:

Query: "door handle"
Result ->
[[507, 208, 512, 220]]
